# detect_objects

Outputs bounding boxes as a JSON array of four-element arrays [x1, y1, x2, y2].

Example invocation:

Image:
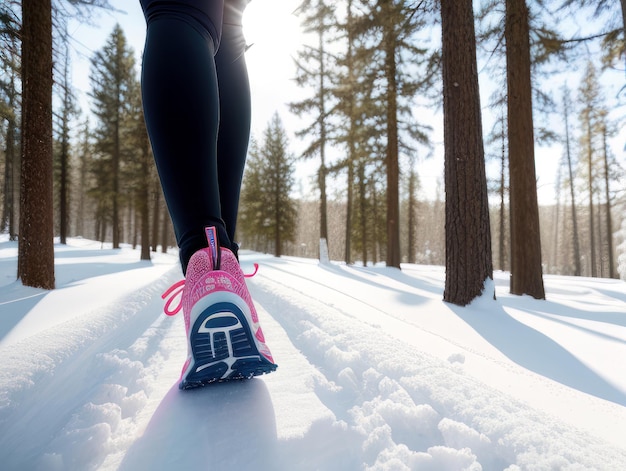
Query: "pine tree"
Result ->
[[89, 24, 136, 248], [334, 0, 384, 265], [124, 75, 151, 261], [343, 0, 437, 268], [578, 61, 601, 277], [338, 0, 358, 265], [506, 0, 545, 299], [441, 0, 493, 306], [378, 0, 437, 268], [19, 0, 55, 289], [597, 110, 619, 278], [54, 42, 77, 245], [406, 156, 418, 265], [0, 5, 20, 241], [562, 85, 582, 276], [617, 209, 626, 280], [75, 119, 91, 238], [485, 107, 509, 272], [291, 0, 337, 260], [240, 114, 297, 256]]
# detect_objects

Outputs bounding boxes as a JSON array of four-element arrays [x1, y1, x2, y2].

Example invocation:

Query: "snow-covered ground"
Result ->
[[1, 235, 625, 470]]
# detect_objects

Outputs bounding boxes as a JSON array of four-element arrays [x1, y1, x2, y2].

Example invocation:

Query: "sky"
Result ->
[[66, 0, 625, 206]]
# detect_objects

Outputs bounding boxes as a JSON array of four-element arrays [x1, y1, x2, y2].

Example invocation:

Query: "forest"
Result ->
[[1, 0, 625, 305]]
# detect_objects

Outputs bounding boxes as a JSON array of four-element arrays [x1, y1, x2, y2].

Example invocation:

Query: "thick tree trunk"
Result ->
[[505, 0, 545, 298], [18, 0, 55, 289], [441, 0, 493, 306]]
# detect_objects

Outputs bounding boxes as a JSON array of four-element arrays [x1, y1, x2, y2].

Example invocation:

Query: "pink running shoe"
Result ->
[[162, 227, 277, 389]]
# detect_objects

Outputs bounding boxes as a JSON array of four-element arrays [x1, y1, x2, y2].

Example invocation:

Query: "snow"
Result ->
[[1, 236, 625, 470]]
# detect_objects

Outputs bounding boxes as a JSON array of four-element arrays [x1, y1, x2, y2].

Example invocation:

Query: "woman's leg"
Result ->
[[215, 0, 251, 247], [140, 0, 229, 274]]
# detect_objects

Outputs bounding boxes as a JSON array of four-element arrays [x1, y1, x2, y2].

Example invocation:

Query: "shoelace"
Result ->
[[161, 263, 259, 317]]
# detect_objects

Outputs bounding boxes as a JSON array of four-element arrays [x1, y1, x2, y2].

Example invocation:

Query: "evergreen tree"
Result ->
[[617, 208, 626, 280], [54, 42, 77, 245], [0, 4, 20, 240], [506, 0, 545, 299], [598, 110, 617, 278], [89, 24, 136, 248], [343, 0, 437, 268], [337, 0, 358, 264], [561, 85, 582, 276], [333, 0, 385, 264], [240, 114, 297, 256], [291, 0, 337, 259], [124, 74, 151, 261], [74, 118, 91, 238], [19, 0, 55, 289], [484, 107, 509, 272], [578, 61, 601, 277], [441, 0, 493, 305], [406, 156, 418, 265]]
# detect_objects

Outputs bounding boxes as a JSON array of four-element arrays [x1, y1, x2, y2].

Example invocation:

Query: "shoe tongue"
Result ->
[[204, 226, 221, 270]]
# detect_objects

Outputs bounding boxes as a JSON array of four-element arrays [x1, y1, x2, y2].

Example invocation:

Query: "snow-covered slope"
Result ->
[[1, 237, 625, 470]]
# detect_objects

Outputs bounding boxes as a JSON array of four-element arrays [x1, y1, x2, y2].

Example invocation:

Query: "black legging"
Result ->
[[140, 0, 251, 274]]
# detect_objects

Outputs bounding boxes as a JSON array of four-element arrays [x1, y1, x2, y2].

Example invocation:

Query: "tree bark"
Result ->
[[382, 1, 401, 269], [601, 125, 616, 278], [505, 0, 545, 298], [317, 28, 329, 252], [441, 0, 493, 306], [563, 88, 581, 276], [18, 0, 55, 289]]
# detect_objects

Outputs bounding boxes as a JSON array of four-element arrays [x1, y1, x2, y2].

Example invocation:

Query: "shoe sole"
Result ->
[[180, 299, 277, 390]]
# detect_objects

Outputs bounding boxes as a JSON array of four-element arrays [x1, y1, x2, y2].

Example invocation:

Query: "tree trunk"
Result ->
[[18, 0, 55, 289], [140, 188, 151, 260], [2, 68, 19, 241], [344, 0, 355, 266], [359, 162, 367, 266], [58, 47, 72, 245], [345, 159, 354, 265], [505, 0, 545, 298], [601, 125, 616, 278], [151, 184, 160, 252], [113, 103, 121, 248], [586, 116, 596, 277], [408, 166, 416, 265], [498, 112, 507, 271], [160, 204, 169, 253], [382, 1, 401, 269], [563, 88, 581, 276], [2, 111, 18, 240], [318, 29, 329, 252], [441, 0, 493, 306], [76, 121, 89, 238]]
